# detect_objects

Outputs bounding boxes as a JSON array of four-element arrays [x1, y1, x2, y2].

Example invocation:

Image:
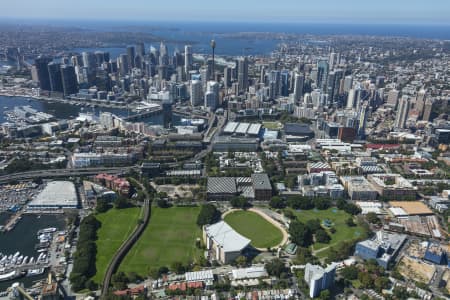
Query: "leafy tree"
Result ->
[[344, 203, 362, 215], [306, 219, 322, 233], [319, 289, 331, 300], [295, 247, 318, 265], [112, 271, 129, 290], [283, 209, 295, 219], [315, 229, 331, 243], [289, 221, 313, 247], [265, 259, 287, 278], [340, 265, 359, 281], [156, 199, 171, 208], [235, 255, 247, 267], [346, 217, 356, 227], [374, 276, 390, 293], [314, 197, 331, 210], [358, 272, 373, 289], [170, 261, 186, 274], [269, 196, 286, 209], [230, 196, 250, 209], [197, 204, 221, 226], [366, 212, 381, 225], [114, 196, 130, 209], [96, 198, 111, 213]]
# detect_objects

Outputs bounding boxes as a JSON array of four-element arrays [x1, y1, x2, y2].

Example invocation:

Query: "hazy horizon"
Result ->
[[1, 0, 449, 25]]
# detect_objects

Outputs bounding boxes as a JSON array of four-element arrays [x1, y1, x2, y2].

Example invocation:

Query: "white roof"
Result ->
[[29, 181, 78, 208], [247, 124, 262, 135], [185, 270, 214, 282], [224, 122, 239, 133], [205, 221, 251, 252], [232, 266, 268, 280], [236, 123, 250, 134], [389, 207, 408, 216]]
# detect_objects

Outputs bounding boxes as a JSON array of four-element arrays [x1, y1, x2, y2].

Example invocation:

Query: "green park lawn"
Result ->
[[119, 206, 202, 277], [92, 207, 141, 284], [224, 210, 283, 249], [292, 207, 367, 257], [262, 121, 283, 130]]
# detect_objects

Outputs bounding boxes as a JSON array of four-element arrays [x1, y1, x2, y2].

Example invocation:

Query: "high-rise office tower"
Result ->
[[343, 75, 353, 93], [71, 55, 83, 67], [416, 89, 426, 118], [126, 46, 136, 69], [205, 81, 219, 110], [34, 56, 52, 91], [317, 60, 329, 89], [387, 89, 400, 108], [82, 52, 96, 70], [200, 68, 208, 92], [206, 59, 214, 81], [280, 70, 290, 97], [118, 54, 129, 76], [394, 96, 410, 129], [269, 70, 281, 99], [47, 62, 63, 93], [422, 98, 434, 121], [346, 89, 356, 109], [136, 42, 145, 57], [159, 42, 169, 66], [238, 57, 249, 94], [223, 67, 232, 89], [162, 100, 172, 129], [190, 80, 203, 106], [329, 52, 337, 70], [327, 69, 343, 103], [60, 65, 78, 97], [103, 52, 110, 64], [357, 103, 369, 138], [95, 51, 105, 65], [184, 45, 193, 74], [293, 73, 305, 102]]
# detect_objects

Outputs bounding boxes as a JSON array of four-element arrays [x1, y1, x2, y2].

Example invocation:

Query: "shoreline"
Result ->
[[0, 93, 131, 110]]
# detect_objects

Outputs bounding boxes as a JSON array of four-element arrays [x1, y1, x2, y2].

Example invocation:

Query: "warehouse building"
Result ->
[[28, 181, 79, 210]]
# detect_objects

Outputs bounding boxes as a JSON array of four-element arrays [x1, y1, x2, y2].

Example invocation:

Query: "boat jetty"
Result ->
[[0, 227, 57, 282]]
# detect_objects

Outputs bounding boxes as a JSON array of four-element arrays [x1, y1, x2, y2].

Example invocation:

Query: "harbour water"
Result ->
[[0, 95, 182, 125], [0, 213, 66, 291]]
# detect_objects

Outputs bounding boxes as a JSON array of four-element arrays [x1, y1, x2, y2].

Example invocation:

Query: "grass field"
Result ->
[[224, 210, 283, 249], [93, 207, 141, 284], [119, 206, 202, 276], [262, 121, 283, 130], [291, 207, 367, 257]]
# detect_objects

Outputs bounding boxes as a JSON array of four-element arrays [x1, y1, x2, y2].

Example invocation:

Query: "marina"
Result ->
[[0, 214, 65, 291]]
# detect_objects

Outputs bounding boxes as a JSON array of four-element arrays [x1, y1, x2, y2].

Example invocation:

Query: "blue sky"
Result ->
[[1, 0, 449, 24]]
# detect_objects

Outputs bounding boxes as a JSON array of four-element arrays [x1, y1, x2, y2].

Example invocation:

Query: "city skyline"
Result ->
[[1, 0, 450, 25]]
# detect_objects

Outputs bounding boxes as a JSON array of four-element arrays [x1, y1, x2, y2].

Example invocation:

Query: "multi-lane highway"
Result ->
[[0, 167, 137, 184]]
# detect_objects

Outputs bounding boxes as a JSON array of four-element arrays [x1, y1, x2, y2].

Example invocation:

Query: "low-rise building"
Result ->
[[354, 231, 407, 268], [368, 174, 417, 200], [340, 176, 378, 201], [203, 221, 251, 264]]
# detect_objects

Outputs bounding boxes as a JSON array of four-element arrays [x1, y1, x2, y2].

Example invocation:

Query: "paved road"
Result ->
[[100, 180, 151, 298], [0, 166, 137, 183]]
